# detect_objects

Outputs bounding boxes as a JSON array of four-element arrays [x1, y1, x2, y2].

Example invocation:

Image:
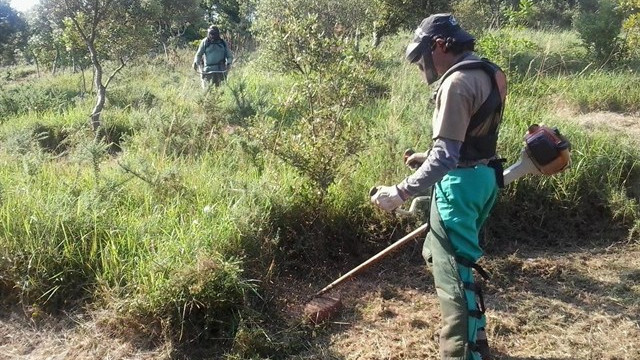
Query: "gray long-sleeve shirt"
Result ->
[[397, 137, 461, 197]]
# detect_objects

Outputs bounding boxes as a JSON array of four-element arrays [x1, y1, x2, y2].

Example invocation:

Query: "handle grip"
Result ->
[[403, 148, 423, 170]]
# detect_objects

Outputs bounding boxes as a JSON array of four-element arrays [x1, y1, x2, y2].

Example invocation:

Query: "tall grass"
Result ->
[[1, 30, 639, 357]]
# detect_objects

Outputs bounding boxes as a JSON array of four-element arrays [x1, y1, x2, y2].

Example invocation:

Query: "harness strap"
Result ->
[[464, 281, 486, 314], [456, 256, 491, 280], [468, 341, 480, 352]]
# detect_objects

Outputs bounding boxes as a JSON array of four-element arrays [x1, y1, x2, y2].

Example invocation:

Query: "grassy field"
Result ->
[[1, 28, 639, 359]]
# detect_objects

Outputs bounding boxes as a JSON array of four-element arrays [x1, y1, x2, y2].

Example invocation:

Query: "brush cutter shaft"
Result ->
[[198, 70, 228, 74], [314, 222, 430, 297]]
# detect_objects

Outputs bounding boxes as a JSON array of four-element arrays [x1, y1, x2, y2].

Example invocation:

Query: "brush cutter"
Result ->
[[303, 124, 571, 324]]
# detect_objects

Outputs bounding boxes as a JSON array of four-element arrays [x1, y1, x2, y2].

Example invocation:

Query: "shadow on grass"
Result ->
[[485, 244, 640, 325]]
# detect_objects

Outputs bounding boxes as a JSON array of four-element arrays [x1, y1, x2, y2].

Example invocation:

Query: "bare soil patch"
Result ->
[[559, 108, 640, 143]]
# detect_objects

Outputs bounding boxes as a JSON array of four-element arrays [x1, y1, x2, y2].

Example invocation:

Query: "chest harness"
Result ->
[[437, 57, 508, 187]]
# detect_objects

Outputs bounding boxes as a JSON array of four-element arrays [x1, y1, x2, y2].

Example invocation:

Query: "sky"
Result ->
[[10, 0, 39, 12]]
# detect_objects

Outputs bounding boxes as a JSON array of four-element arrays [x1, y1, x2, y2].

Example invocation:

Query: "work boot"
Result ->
[[476, 328, 492, 360]]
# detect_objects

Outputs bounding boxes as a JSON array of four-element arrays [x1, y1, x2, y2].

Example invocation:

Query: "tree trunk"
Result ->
[[80, 65, 87, 95], [91, 82, 106, 131], [52, 48, 59, 75], [33, 51, 40, 77], [372, 30, 381, 48], [87, 43, 104, 131]]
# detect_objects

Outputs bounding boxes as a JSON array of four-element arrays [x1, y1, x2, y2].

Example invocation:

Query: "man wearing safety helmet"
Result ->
[[193, 26, 234, 88], [371, 13, 507, 360]]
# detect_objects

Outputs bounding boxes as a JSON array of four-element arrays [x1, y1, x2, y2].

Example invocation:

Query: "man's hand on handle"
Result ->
[[404, 148, 427, 170]]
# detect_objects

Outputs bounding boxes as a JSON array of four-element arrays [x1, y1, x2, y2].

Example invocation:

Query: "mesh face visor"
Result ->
[[406, 41, 424, 63], [406, 26, 432, 63]]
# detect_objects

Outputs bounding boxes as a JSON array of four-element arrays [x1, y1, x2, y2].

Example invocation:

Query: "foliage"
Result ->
[[452, 0, 499, 36], [476, 29, 540, 75], [0, 83, 80, 119], [371, 0, 451, 46], [0, 0, 28, 65], [201, 0, 246, 33], [619, 0, 640, 58], [247, 4, 387, 193], [513, 0, 581, 29], [254, 0, 375, 53], [244, 50, 385, 193], [573, 0, 625, 63], [144, 0, 204, 46], [504, 0, 537, 28], [25, 5, 69, 73]]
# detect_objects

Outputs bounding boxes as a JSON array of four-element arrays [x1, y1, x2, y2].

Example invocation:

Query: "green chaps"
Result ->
[[422, 165, 498, 360]]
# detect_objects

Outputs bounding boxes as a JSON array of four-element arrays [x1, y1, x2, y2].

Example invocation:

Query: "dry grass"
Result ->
[[285, 240, 640, 360], [1, 239, 639, 359]]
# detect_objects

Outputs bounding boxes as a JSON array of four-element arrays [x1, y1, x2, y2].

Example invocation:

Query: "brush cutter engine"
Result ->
[[503, 124, 571, 185], [524, 124, 571, 175]]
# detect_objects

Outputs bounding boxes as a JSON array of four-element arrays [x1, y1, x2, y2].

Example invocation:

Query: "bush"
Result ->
[[0, 83, 79, 119], [573, 0, 625, 63], [476, 30, 540, 75], [452, 0, 499, 36]]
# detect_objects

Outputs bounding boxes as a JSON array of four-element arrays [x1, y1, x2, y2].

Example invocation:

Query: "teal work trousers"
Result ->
[[422, 165, 498, 360]]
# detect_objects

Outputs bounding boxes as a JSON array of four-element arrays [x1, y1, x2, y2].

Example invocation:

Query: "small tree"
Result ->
[[246, 6, 386, 195], [573, 0, 624, 63], [41, 0, 154, 131], [371, 0, 450, 46]]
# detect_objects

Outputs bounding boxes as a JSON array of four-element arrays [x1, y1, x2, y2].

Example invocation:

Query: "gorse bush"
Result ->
[[242, 4, 388, 194]]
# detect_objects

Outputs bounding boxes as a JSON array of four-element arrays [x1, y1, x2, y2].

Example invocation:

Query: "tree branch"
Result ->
[[104, 57, 126, 88]]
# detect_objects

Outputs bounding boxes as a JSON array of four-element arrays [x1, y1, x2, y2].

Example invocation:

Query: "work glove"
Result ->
[[405, 150, 428, 170], [370, 185, 406, 212], [193, 62, 199, 71]]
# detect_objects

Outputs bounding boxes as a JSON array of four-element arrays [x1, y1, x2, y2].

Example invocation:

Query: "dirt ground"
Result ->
[[1, 111, 639, 360], [291, 241, 640, 360], [2, 240, 639, 360]]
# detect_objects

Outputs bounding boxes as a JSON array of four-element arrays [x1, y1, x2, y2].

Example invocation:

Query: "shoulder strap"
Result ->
[[439, 58, 506, 133], [205, 39, 227, 51]]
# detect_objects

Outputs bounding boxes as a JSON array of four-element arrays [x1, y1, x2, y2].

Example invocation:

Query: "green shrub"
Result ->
[[573, 0, 625, 63], [476, 30, 540, 75], [452, 0, 499, 36], [620, 1, 640, 58], [0, 83, 79, 119]]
